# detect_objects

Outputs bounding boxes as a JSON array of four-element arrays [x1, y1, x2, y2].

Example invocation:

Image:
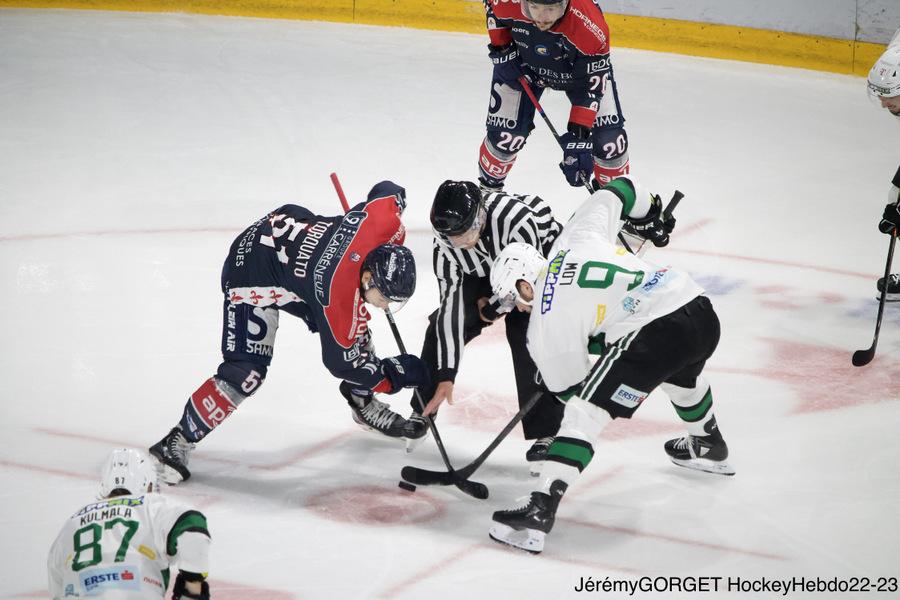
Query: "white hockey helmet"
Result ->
[[868, 46, 900, 98], [491, 242, 546, 306], [98, 448, 158, 498]]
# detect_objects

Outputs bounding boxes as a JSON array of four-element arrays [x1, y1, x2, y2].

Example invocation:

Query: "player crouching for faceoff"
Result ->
[[486, 177, 734, 554], [867, 31, 900, 300], [150, 181, 430, 484], [48, 448, 211, 599]]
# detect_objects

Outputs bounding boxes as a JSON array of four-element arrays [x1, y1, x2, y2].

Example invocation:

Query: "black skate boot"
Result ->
[[664, 416, 734, 476], [402, 411, 430, 452], [525, 436, 553, 477], [149, 426, 195, 484], [489, 480, 568, 554], [876, 274, 900, 302], [341, 382, 408, 439], [478, 177, 503, 198]]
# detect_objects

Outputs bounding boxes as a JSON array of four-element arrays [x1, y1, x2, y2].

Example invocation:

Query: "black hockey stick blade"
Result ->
[[852, 233, 896, 367], [852, 347, 875, 367], [401, 466, 489, 500]]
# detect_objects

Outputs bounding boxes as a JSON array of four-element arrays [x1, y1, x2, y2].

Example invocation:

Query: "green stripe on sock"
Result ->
[[167, 511, 210, 556], [547, 439, 594, 470], [603, 178, 636, 216], [673, 389, 713, 423]]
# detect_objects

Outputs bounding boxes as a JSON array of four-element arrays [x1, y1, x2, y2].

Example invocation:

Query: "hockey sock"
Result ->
[[661, 377, 717, 438], [478, 137, 517, 187], [538, 397, 611, 494], [178, 377, 245, 442], [593, 154, 629, 185]]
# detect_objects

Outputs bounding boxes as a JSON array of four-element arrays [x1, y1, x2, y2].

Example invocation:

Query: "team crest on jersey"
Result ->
[[535, 44, 549, 56]]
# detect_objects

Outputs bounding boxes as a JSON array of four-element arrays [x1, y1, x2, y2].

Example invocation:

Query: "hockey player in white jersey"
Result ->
[[486, 176, 733, 553], [867, 27, 900, 299], [48, 448, 211, 599]]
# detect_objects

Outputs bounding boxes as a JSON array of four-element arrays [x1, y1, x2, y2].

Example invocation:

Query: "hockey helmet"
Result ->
[[362, 244, 417, 309], [431, 180, 486, 248], [98, 448, 158, 498], [522, 0, 569, 29], [868, 45, 900, 117], [490, 242, 546, 307]]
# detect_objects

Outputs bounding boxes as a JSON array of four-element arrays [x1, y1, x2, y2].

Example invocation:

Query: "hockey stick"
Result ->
[[402, 390, 542, 486], [852, 231, 897, 367], [518, 76, 637, 250], [328, 172, 488, 499], [384, 309, 489, 499]]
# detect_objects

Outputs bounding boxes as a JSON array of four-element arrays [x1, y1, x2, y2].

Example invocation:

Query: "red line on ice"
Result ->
[[561, 517, 787, 560]]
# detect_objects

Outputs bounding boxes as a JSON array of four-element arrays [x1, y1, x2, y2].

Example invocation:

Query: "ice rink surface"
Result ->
[[1, 8, 899, 598]]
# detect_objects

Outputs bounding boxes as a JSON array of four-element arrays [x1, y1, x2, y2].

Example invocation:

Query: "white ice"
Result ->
[[1, 8, 899, 599]]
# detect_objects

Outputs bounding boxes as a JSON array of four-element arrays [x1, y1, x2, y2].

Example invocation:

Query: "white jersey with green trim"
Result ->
[[527, 187, 704, 395], [48, 492, 209, 599]]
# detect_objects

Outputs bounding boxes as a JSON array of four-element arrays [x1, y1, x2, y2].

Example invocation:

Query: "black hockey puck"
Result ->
[[398, 481, 417, 492]]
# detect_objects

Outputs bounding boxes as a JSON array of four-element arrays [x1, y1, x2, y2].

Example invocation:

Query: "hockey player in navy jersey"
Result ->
[[149, 181, 429, 484], [477, 0, 630, 192]]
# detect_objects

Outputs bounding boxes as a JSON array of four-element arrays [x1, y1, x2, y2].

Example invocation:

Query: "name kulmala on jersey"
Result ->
[[527, 190, 703, 395], [48, 493, 209, 599]]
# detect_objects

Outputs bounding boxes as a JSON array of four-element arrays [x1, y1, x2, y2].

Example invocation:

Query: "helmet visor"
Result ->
[[522, 0, 568, 27], [363, 279, 410, 313]]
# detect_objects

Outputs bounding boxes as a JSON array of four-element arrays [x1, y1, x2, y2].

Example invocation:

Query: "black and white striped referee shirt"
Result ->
[[431, 191, 562, 380]]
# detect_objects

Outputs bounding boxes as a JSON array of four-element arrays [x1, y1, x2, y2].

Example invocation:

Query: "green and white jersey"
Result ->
[[527, 180, 703, 395], [48, 492, 209, 599]]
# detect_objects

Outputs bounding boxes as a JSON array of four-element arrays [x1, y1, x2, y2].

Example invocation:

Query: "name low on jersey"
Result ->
[[610, 384, 648, 409]]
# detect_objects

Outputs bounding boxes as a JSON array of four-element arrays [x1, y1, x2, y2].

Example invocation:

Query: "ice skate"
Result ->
[[349, 397, 408, 438], [149, 426, 195, 484], [403, 411, 430, 452], [489, 480, 568, 554], [478, 178, 503, 197], [525, 436, 553, 477], [664, 417, 734, 476], [876, 274, 900, 301]]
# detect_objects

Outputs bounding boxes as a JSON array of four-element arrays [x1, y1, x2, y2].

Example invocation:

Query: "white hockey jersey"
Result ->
[[47, 492, 209, 599], [527, 186, 704, 395]]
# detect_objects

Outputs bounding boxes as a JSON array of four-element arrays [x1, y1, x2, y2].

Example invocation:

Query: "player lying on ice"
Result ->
[[485, 176, 734, 553], [150, 181, 429, 484]]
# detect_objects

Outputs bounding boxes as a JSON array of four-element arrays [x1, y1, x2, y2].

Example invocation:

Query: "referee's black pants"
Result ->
[[412, 277, 563, 440]]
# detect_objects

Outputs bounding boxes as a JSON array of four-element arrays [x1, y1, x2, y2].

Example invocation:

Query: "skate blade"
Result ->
[[405, 431, 430, 453], [876, 293, 900, 302], [670, 456, 735, 476], [488, 523, 545, 554], [152, 460, 187, 485], [528, 460, 544, 477]]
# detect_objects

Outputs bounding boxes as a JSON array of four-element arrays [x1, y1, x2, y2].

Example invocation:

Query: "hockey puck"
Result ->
[[398, 481, 417, 492]]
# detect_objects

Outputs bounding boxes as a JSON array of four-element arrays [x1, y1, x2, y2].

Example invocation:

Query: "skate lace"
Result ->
[[361, 399, 397, 430], [890, 274, 900, 285], [168, 431, 195, 464], [672, 436, 694, 451]]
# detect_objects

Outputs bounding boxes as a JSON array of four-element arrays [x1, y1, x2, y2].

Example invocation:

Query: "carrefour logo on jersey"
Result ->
[[541, 249, 568, 314], [80, 566, 141, 593]]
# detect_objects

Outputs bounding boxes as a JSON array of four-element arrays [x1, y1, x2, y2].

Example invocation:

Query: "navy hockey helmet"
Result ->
[[362, 244, 417, 303], [431, 180, 486, 246]]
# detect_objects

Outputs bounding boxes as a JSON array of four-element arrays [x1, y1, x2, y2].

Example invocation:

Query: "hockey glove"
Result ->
[[558, 128, 594, 187], [382, 354, 430, 392], [172, 572, 210, 600], [622, 194, 673, 248], [878, 188, 900, 234], [488, 43, 524, 89]]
